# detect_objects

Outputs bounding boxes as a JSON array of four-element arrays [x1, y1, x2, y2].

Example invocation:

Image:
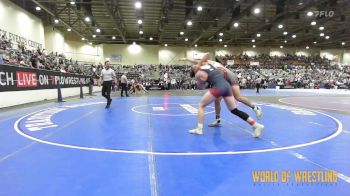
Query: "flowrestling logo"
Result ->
[[0, 64, 90, 92], [314, 11, 335, 17]]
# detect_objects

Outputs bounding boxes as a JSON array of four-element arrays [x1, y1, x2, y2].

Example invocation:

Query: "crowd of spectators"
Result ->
[[1, 32, 349, 90], [229, 65, 350, 90], [113, 64, 195, 91], [217, 53, 332, 69], [0, 34, 97, 75], [216, 53, 349, 89], [159, 64, 196, 90]]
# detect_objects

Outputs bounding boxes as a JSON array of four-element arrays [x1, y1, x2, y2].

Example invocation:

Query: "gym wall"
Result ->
[[0, 0, 45, 49]]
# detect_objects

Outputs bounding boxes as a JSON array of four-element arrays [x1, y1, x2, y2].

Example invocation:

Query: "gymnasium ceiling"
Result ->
[[11, 0, 350, 48]]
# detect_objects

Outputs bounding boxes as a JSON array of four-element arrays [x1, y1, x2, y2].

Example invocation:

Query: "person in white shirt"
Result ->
[[171, 78, 176, 89], [255, 76, 262, 93], [100, 60, 116, 108], [120, 72, 129, 97]]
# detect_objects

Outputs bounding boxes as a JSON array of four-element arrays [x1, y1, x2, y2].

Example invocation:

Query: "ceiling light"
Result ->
[[67, 28, 71, 32], [224, 45, 227, 47], [197, 6, 203, 11], [194, 44, 198, 47], [278, 24, 283, 29], [54, 19, 59, 24], [252, 39, 255, 42], [187, 21, 192, 26], [89, 42, 92, 45], [139, 30, 143, 34], [319, 26, 324, 30], [96, 28, 101, 33], [164, 44, 168, 47], [307, 11, 313, 16], [292, 34, 296, 38], [133, 42, 136, 45], [137, 19, 143, 24], [252, 45, 256, 48], [233, 22, 239, 27], [85, 17, 90, 22], [306, 46, 309, 49], [311, 21, 316, 26], [70, 1, 75, 5], [112, 36, 116, 40], [257, 33, 261, 37], [283, 31, 288, 35], [92, 34, 96, 38], [135, 2, 142, 9], [254, 8, 260, 14], [35, 6, 41, 11], [219, 32, 223, 36], [180, 31, 184, 35], [325, 35, 330, 39], [185, 38, 188, 41], [341, 42, 345, 45], [284, 40, 287, 43], [81, 37, 85, 41], [280, 45, 283, 48], [313, 41, 317, 44], [149, 37, 153, 40], [320, 33, 324, 37], [219, 39, 223, 42]]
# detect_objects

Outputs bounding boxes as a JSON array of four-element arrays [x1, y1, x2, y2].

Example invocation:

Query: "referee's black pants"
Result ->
[[256, 83, 260, 93], [102, 81, 112, 101], [121, 83, 128, 96]]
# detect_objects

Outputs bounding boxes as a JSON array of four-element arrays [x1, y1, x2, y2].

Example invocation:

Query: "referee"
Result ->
[[255, 76, 262, 93], [100, 60, 116, 108]]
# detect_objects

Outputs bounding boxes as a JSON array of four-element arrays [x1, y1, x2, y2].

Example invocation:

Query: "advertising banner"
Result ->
[[0, 64, 90, 92]]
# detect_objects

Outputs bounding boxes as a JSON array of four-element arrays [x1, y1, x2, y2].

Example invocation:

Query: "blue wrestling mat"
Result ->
[[0, 93, 350, 195]]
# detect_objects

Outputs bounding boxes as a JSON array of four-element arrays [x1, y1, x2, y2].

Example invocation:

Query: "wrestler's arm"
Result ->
[[198, 53, 210, 66], [178, 57, 198, 64], [179, 53, 210, 65]]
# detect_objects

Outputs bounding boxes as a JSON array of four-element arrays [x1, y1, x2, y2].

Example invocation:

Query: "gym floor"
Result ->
[[0, 89, 349, 196]]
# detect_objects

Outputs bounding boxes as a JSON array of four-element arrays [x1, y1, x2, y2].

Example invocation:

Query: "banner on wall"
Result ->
[[0, 28, 43, 49], [193, 52, 205, 60], [227, 60, 234, 65], [0, 64, 90, 92], [111, 54, 122, 62], [250, 61, 260, 66]]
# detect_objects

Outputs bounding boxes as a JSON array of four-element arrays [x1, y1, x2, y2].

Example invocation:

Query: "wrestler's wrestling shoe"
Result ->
[[208, 120, 221, 127], [189, 128, 203, 135], [253, 106, 263, 120], [252, 123, 264, 138]]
